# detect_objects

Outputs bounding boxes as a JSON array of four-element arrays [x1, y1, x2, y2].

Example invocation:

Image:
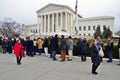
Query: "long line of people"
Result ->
[[0, 34, 119, 75], [0, 35, 115, 62]]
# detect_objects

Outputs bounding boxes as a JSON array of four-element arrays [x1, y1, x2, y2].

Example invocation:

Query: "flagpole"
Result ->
[[75, 11, 78, 36], [75, 0, 78, 37]]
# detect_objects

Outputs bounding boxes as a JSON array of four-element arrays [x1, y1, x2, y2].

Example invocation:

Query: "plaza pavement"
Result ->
[[0, 53, 120, 80]]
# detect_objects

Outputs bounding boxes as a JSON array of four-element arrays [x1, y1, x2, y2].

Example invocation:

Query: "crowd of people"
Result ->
[[0, 34, 120, 75]]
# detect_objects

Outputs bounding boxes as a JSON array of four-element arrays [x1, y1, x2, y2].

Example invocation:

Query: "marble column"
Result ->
[[47, 14, 50, 33], [56, 13, 58, 32], [69, 14, 72, 32], [41, 15, 43, 33], [38, 16, 41, 35], [44, 15, 46, 33], [67, 13, 70, 32], [61, 12, 63, 30], [71, 14, 73, 35], [52, 13, 54, 32], [65, 12, 67, 31], [50, 14, 52, 32]]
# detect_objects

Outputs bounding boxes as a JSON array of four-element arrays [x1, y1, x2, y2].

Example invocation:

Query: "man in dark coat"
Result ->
[[2, 39, 7, 54], [8, 38, 13, 54], [49, 36, 53, 58], [76, 38, 82, 56], [43, 37, 49, 56], [107, 36, 113, 62], [26, 37, 34, 57], [81, 38, 89, 61], [51, 34, 58, 60]]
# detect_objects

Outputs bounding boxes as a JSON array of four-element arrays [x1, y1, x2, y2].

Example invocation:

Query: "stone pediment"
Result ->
[[37, 3, 67, 13]]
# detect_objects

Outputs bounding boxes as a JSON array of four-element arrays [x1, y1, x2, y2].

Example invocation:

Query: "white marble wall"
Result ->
[[23, 24, 39, 38], [77, 16, 114, 37], [35, 4, 114, 37], [37, 8, 75, 36]]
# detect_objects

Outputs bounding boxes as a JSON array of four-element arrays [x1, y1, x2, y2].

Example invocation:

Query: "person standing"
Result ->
[[60, 35, 67, 62], [1, 39, 7, 54], [37, 38, 43, 55], [33, 38, 37, 55], [26, 37, 30, 56], [76, 38, 82, 57], [29, 38, 34, 57], [91, 39, 101, 75], [13, 38, 23, 65], [97, 36, 104, 62], [117, 38, 120, 65], [49, 36, 53, 58], [26, 37, 33, 57], [0, 37, 2, 53], [67, 36, 73, 61], [51, 34, 58, 60], [20, 38, 26, 57], [43, 37, 49, 56], [81, 38, 89, 62], [8, 38, 13, 54], [107, 36, 113, 62]]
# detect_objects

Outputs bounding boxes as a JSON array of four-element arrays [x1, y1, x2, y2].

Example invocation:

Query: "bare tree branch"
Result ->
[[0, 17, 21, 37]]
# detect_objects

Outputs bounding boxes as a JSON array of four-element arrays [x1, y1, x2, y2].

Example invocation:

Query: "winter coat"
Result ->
[[43, 38, 49, 47], [68, 39, 73, 50], [51, 37, 58, 51], [60, 38, 67, 50], [91, 45, 101, 64], [26, 40, 33, 51], [76, 39, 82, 51], [81, 40, 89, 54], [14, 42, 23, 57], [37, 39, 43, 49], [107, 40, 113, 51], [1, 40, 7, 48], [8, 40, 13, 47]]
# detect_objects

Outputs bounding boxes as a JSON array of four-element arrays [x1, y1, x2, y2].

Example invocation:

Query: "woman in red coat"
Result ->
[[14, 38, 23, 65]]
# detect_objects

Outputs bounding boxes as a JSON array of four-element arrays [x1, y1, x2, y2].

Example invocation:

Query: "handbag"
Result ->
[[99, 47, 104, 57]]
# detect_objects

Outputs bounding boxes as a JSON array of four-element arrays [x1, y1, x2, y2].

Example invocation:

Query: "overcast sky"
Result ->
[[0, 0, 120, 32]]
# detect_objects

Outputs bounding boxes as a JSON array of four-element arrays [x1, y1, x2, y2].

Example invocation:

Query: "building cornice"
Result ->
[[36, 3, 83, 18], [79, 16, 114, 21]]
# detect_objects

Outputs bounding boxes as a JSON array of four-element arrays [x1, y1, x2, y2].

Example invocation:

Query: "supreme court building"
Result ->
[[24, 3, 114, 37]]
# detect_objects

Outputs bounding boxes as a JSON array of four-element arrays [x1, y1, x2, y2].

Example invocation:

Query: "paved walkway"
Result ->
[[0, 53, 120, 80]]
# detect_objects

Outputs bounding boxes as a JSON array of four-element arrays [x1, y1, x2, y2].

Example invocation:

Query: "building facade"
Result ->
[[78, 16, 114, 36], [36, 3, 83, 36], [22, 24, 39, 38], [24, 3, 114, 37]]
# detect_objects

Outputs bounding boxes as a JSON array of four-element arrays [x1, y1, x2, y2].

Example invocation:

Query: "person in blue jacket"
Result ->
[[91, 39, 101, 75]]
